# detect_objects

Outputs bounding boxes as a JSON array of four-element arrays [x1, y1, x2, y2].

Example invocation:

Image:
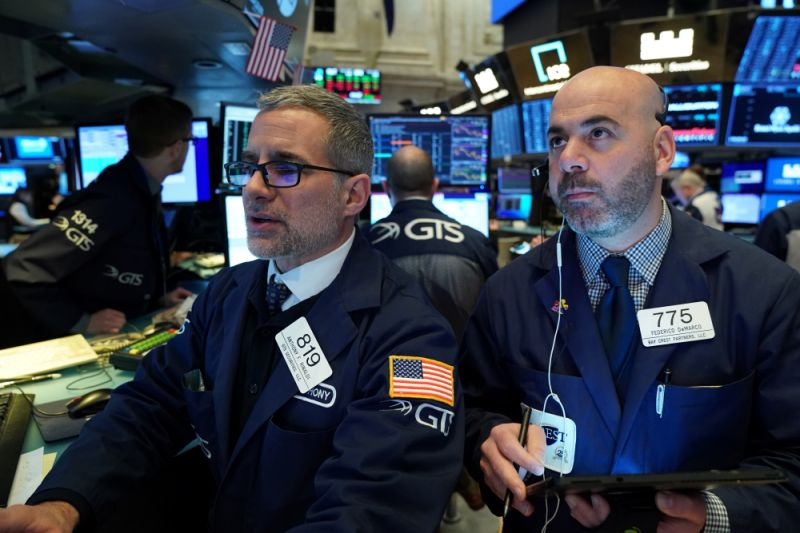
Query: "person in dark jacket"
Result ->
[[755, 200, 800, 271], [0, 95, 194, 347]]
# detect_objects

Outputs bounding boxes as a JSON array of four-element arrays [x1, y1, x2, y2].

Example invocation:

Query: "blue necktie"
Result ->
[[266, 274, 291, 316], [597, 256, 637, 381]]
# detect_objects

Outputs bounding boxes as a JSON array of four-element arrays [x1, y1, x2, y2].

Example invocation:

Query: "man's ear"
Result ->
[[343, 173, 371, 217], [653, 126, 676, 177]]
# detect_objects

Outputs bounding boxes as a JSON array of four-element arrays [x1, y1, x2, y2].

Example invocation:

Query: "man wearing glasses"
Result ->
[[1, 86, 462, 532], [0, 95, 194, 348]]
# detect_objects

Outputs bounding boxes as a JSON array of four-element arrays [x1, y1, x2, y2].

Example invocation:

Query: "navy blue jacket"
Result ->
[[461, 206, 800, 531], [31, 232, 463, 532]]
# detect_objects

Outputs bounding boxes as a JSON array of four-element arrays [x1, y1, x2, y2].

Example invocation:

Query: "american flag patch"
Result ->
[[389, 355, 454, 406]]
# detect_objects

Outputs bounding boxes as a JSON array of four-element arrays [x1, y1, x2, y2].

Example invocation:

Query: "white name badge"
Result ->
[[637, 301, 715, 347], [275, 317, 332, 393], [530, 408, 576, 475]]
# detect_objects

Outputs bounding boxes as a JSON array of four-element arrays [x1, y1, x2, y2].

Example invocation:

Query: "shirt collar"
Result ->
[[267, 228, 355, 305], [577, 198, 672, 287]]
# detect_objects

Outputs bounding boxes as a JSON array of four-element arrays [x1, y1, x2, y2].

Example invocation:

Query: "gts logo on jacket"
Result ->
[[103, 264, 144, 286], [371, 218, 464, 244]]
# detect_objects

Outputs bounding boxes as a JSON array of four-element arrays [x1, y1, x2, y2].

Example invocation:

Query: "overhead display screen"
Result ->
[[305, 66, 382, 104], [725, 84, 800, 147], [736, 16, 800, 83], [506, 30, 595, 100], [491, 104, 523, 159], [521, 98, 553, 154], [662, 83, 723, 146]]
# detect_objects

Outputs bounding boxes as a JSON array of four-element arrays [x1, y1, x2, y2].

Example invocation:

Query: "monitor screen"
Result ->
[[368, 115, 489, 188], [735, 16, 800, 83], [471, 54, 517, 110], [766, 157, 800, 192], [725, 84, 800, 147], [720, 193, 761, 224], [671, 150, 690, 169], [495, 193, 532, 220], [369, 191, 491, 237], [306, 66, 382, 104], [76, 119, 212, 203], [663, 84, 723, 146], [224, 194, 258, 267], [10, 136, 56, 160], [497, 166, 531, 193], [221, 103, 260, 178], [761, 192, 800, 221], [0, 167, 27, 194], [491, 105, 523, 158], [720, 161, 766, 193], [521, 98, 552, 154]]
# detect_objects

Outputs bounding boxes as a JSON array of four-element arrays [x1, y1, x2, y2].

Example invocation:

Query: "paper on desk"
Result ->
[[0, 335, 98, 380], [8, 448, 44, 505]]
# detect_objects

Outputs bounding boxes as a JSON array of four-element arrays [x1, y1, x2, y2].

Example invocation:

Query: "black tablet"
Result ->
[[528, 468, 788, 497]]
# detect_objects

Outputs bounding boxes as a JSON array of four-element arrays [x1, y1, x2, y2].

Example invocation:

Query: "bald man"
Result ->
[[460, 66, 800, 532]]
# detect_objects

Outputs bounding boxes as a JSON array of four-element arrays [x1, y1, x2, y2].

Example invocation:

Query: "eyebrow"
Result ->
[[239, 149, 306, 163], [547, 115, 622, 136]]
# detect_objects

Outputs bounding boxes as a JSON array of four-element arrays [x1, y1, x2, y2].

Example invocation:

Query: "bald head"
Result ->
[[386, 145, 437, 199]]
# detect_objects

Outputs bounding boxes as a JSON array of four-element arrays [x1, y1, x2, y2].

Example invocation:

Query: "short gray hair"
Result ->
[[257, 85, 374, 177]]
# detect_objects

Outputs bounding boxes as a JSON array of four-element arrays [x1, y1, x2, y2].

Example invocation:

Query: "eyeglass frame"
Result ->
[[223, 160, 358, 189]]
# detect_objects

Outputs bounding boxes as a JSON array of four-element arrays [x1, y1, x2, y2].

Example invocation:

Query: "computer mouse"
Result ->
[[66, 388, 113, 419]]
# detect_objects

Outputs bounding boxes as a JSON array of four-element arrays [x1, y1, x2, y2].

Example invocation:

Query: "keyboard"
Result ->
[[0, 392, 34, 507], [109, 326, 179, 371]]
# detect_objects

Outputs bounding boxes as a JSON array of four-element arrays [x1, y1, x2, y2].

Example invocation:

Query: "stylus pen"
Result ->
[[503, 402, 534, 519], [0, 372, 62, 389]]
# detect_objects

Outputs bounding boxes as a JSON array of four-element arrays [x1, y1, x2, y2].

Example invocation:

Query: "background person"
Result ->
[[754, 200, 800, 271], [670, 165, 723, 230]]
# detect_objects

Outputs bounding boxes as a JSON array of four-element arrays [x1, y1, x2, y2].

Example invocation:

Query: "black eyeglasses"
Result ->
[[655, 85, 669, 126], [223, 160, 357, 188]]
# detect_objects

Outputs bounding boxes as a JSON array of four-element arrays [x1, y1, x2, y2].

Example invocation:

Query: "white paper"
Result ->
[[8, 447, 44, 505]]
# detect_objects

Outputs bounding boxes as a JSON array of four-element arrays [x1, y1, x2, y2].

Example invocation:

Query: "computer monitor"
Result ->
[[221, 103, 260, 178], [369, 191, 491, 237], [497, 166, 532, 193], [720, 161, 766, 194], [368, 115, 490, 188], [491, 104, 523, 158], [0, 167, 27, 194], [725, 84, 800, 147], [305, 66, 382, 104], [495, 193, 532, 220], [223, 194, 258, 267], [720, 193, 761, 224], [662, 84, 723, 147], [735, 16, 800, 83], [760, 193, 800, 221], [8, 136, 56, 160], [766, 157, 800, 192], [75, 119, 212, 203], [671, 151, 691, 169], [521, 98, 552, 154]]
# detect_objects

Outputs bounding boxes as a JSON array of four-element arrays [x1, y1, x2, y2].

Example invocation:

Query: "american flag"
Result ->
[[245, 16, 295, 82], [389, 356, 454, 406]]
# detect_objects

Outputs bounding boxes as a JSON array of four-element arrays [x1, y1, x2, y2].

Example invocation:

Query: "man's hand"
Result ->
[[87, 308, 126, 335], [564, 493, 611, 528], [479, 422, 545, 516], [0, 501, 79, 533], [160, 287, 194, 307]]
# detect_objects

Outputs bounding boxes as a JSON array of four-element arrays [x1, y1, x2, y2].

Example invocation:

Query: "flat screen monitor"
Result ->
[[471, 54, 516, 110], [0, 167, 27, 194], [306, 66, 382, 104], [671, 150, 690, 169], [491, 105, 523, 158], [223, 194, 258, 267], [221, 103, 260, 178], [495, 193, 532, 220], [720, 193, 761, 224], [76, 119, 212, 203], [760, 192, 800, 221], [368, 115, 489, 188], [663, 84, 723, 147], [766, 157, 800, 192], [497, 166, 532, 193], [521, 98, 552, 154], [735, 16, 800, 83], [369, 191, 491, 237], [10, 136, 56, 160], [725, 84, 800, 147], [720, 161, 766, 194]]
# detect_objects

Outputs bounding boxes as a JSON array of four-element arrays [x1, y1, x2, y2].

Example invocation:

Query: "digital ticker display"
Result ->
[[663, 83, 723, 146], [368, 115, 489, 188], [736, 16, 800, 83]]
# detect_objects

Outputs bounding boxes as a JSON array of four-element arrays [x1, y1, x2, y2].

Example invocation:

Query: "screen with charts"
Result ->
[[766, 156, 800, 192], [369, 191, 491, 237], [663, 84, 723, 147], [721, 161, 766, 194], [221, 103, 259, 178], [495, 193, 532, 220], [304, 66, 382, 105], [761, 193, 800, 221], [0, 167, 26, 194], [223, 194, 258, 267], [521, 98, 552, 154], [721, 193, 761, 224], [725, 84, 800, 147], [75, 120, 212, 203], [491, 104, 523, 158], [497, 166, 532, 193], [735, 16, 800, 83], [368, 115, 489, 188]]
